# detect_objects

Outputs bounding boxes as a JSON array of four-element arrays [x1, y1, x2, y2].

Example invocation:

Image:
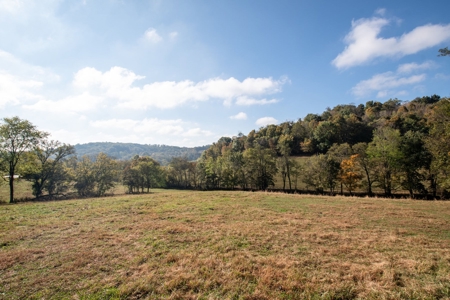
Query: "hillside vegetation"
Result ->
[[74, 142, 209, 165], [2, 95, 450, 203], [1, 190, 450, 299], [191, 95, 450, 199]]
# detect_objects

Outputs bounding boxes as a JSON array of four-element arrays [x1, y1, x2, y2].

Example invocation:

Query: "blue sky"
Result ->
[[1, 0, 449, 147]]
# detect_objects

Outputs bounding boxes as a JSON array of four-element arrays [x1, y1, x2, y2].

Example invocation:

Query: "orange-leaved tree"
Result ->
[[339, 154, 362, 194]]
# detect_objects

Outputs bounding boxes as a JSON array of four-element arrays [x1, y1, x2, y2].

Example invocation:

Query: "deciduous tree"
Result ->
[[22, 140, 74, 198], [0, 117, 48, 203], [367, 127, 403, 196]]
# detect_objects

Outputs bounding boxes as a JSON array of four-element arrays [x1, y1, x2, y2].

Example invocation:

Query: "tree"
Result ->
[[328, 143, 352, 194], [168, 157, 191, 188], [73, 156, 96, 197], [367, 127, 403, 196], [244, 146, 277, 190], [313, 121, 338, 152], [74, 153, 118, 197], [398, 131, 430, 198], [277, 134, 294, 190], [438, 47, 450, 57], [425, 99, 450, 196], [0, 117, 48, 203], [22, 140, 75, 198], [93, 153, 119, 196], [123, 156, 163, 193], [302, 154, 339, 194], [339, 155, 363, 194], [352, 143, 375, 195]]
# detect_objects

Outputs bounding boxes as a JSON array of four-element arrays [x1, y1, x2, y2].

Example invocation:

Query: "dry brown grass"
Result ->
[[1, 190, 450, 299]]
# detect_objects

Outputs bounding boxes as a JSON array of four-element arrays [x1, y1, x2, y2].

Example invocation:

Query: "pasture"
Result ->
[[1, 190, 450, 299]]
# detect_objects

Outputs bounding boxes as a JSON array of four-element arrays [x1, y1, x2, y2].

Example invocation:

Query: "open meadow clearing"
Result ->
[[1, 190, 450, 299]]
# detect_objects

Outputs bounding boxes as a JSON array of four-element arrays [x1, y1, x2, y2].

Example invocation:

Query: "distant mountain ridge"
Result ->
[[74, 142, 209, 165]]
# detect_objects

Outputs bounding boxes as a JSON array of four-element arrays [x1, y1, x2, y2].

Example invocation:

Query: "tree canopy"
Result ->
[[0, 117, 48, 202]]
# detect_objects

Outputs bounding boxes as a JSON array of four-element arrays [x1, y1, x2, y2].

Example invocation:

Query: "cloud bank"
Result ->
[[68, 66, 286, 110]]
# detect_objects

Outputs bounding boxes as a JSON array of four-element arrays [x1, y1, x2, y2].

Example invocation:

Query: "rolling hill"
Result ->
[[74, 142, 209, 165]]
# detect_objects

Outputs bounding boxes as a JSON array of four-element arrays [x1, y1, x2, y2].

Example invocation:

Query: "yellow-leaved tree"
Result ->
[[339, 154, 362, 194]]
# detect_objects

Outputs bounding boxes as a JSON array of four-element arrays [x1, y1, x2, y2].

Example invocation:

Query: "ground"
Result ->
[[1, 190, 450, 299]]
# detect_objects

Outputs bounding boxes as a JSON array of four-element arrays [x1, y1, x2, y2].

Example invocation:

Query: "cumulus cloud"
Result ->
[[333, 16, 450, 69], [71, 66, 286, 109], [256, 117, 278, 127], [143, 28, 162, 43], [230, 112, 247, 120]]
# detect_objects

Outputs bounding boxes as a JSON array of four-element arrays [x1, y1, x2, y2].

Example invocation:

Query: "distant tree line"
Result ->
[[74, 142, 208, 165], [167, 95, 450, 199]]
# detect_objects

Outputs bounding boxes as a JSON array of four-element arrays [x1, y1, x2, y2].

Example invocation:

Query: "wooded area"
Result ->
[[1, 94, 450, 202], [181, 95, 450, 199]]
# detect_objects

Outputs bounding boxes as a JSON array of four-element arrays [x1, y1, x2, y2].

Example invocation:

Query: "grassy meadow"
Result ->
[[1, 190, 450, 299]]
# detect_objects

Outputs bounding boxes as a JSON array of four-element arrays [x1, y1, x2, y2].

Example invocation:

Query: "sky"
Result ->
[[0, 0, 449, 147]]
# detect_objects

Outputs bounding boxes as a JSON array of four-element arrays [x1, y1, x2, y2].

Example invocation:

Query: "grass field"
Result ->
[[1, 190, 450, 299]]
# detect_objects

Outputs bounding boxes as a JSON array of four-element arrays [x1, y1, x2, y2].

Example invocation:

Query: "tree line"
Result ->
[[168, 95, 450, 199], [1, 94, 450, 202]]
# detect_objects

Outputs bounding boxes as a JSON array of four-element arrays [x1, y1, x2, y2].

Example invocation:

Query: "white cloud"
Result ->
[[230, 112, 247, 120], [256, 117, 278, 127], [352, 72, 426, 98], [333, 17, 450, 69], [397, 61, 435, 74], [71, 66, 286, 109], [235, 96, 279, 106], [143, 28, 162, 43], [0, 71, 43, 107]]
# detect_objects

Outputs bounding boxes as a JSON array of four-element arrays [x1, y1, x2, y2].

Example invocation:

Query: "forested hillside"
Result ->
[[185, 95, 450, 198], [74, 142, 209, 165]]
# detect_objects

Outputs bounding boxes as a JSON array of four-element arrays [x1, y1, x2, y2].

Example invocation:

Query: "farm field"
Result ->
[[1, 190, 450, 299]]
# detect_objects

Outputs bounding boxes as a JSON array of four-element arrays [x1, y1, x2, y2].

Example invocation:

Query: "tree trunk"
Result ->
[[286, 157, 292, 191], [9, 161, 14, 203], [9, 176, 14, 203]]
